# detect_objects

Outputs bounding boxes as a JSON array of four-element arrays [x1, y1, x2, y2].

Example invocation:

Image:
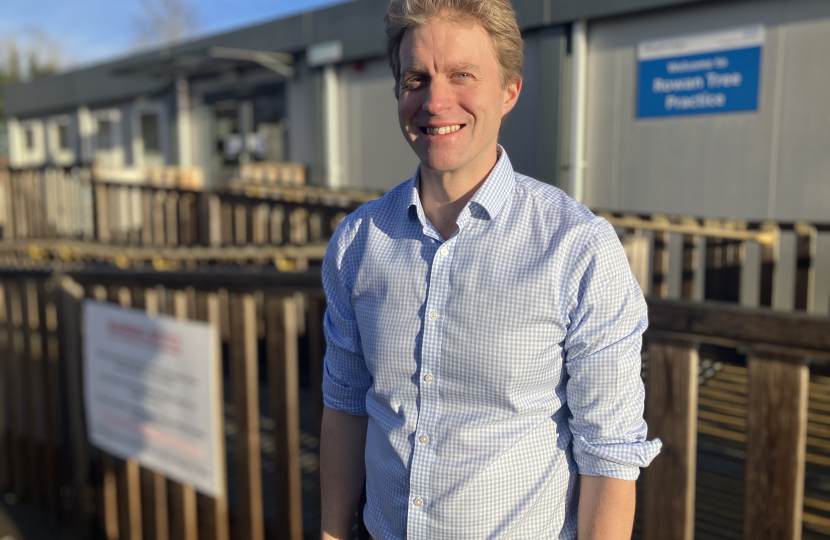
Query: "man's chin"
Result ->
[[417, 151, 467, 175]]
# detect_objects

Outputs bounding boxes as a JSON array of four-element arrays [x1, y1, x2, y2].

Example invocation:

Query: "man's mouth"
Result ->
[[420, 124, 465, 135]]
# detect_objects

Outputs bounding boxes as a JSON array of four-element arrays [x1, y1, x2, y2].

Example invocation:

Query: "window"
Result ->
[[141, 113, 160, 154], [57, 123, 70, 150], [25, 128, 34, 150], [97, 120, 113, 149]]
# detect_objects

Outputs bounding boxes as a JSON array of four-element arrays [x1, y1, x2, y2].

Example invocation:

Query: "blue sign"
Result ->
[[637, 26, 764, 118]]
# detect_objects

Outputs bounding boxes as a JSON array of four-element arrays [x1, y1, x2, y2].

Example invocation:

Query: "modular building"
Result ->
[[3, 0, 829, 222]]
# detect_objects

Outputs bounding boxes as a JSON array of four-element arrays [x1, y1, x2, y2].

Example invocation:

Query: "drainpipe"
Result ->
[[322, 64, 343, 189], [569, 19, 588, 203]]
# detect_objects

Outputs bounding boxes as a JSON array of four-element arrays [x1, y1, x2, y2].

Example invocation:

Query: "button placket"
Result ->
[[409, 237, 455, 538]]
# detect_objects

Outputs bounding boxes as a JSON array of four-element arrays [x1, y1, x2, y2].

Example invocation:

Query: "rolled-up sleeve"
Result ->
[[564, 219, 661, 480], [321, 218, 373, 416]]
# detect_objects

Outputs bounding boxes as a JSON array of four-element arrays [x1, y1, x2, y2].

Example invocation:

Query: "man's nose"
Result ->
[[422, 79, 453, 115]]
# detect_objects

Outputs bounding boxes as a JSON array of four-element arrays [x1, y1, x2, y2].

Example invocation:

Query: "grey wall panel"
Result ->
[[773, 5, 830, 221], [501, 26, 570, 186], [584, 0, 830, 222], [340, 59, 417, 192], [501, 32, 541, 179], [286, 68, 315, 167]]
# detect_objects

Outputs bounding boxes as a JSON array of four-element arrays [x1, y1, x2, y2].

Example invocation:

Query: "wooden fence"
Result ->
[[639, 298, 830, 540], [605, 212, 829, 314], [1, 266, 830, 540], [0, 268, 326, 540], [0, 167, 376, 251]]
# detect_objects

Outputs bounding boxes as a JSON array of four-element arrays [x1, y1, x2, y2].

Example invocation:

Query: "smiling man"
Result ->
[[319, 1, 661, 539]]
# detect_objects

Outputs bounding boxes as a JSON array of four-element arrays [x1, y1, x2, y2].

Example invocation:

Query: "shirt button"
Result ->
[[413, 497, 423, 507], [419, 434, 429, 444], [440, 247, 449, 257], [424, 373, 435, 383], [429, 310, 439, 320]]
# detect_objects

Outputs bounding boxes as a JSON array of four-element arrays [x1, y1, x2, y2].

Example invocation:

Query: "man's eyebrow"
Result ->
[[401, 65, 429, 78], [446, 63, 481, 73]]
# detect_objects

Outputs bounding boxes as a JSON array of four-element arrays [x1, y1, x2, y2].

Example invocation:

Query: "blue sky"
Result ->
[[0, 0, 352, 69]]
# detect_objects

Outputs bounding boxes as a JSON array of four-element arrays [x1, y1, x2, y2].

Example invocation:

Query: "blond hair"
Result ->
[[385, 0, 523, 98]]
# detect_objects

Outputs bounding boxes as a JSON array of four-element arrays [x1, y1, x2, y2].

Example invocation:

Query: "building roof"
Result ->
[[3, 0, 704, 118]]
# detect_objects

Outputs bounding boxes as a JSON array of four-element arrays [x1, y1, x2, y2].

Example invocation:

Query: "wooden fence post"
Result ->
[[743, 353, 808, 540], [197, 291, 229, 540], [643, 342, 698, 540], [230, 293, 265, 540], [267, 295, 303, 540], [794, 222, 816, 313]]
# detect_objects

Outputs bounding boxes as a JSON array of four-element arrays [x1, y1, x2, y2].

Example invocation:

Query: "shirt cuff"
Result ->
[[572, 437, 663, 481], [322, 354, 370, 416]]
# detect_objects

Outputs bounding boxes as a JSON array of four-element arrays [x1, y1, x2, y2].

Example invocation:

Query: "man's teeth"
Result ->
[[425, 125, 462, 135]]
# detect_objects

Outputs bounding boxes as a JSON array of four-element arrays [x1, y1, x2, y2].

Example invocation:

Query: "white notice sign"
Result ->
[[83, 300, 223, 497]]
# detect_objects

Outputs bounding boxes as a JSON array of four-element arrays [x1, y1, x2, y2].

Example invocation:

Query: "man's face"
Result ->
[[397, 17, 521, 175]]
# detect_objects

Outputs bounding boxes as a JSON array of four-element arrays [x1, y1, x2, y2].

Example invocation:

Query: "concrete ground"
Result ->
[[0, 494, 71, 540]]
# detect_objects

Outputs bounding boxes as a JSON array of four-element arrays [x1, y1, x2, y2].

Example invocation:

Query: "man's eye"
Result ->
[[403, 77, 426, 89], [456, 73, 472, 79]]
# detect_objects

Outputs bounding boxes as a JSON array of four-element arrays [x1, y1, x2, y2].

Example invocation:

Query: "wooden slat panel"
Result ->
[[5, 280, 26, 497], [170, 290, 199, 540], [266, 295, 303, 540], [0, 281, 8, 491], [58, 276, 94, 537], [220, 202, 233, 246], [21, 278, 43, 507], [681, 218, 700, 301], [196, 291, 229, 540], [141, 189, 154, 246], [101, 452, 120, 540], [37, 278, 59, 513], [643, 342, 698, 540], [166, 192, 180, 247], [109, 287, 143, 540], [234, 204, 248, 245], [759, 222, 779, 308], [153, 191, 167, 247], [141, 287, 170, 540], [307, 296, 326, 436], [230, 293, 264, 540], [652, 229, 669, 299], [743, 354, 808, 540], [794, 223, 817, 313]]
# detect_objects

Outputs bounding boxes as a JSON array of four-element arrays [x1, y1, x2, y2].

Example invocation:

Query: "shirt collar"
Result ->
[[406, 146, 515, 226]]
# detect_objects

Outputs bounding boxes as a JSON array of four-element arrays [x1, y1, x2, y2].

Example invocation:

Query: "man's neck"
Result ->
[[419, 145, 500, 241]]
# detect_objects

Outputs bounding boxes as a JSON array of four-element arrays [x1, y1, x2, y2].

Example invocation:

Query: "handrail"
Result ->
[[645, 297, 830, 359], [600, 213, 778, 244]]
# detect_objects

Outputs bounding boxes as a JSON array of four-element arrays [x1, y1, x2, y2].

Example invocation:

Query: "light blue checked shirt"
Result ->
[[322, 149, 661, 540]]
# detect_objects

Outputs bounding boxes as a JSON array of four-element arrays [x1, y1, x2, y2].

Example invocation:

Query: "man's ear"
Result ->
[[502, 79, 522, 116]]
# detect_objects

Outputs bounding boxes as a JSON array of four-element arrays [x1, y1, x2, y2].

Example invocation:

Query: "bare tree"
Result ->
[[132, 0, 201, 49], [0, 31, 67, 118]]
